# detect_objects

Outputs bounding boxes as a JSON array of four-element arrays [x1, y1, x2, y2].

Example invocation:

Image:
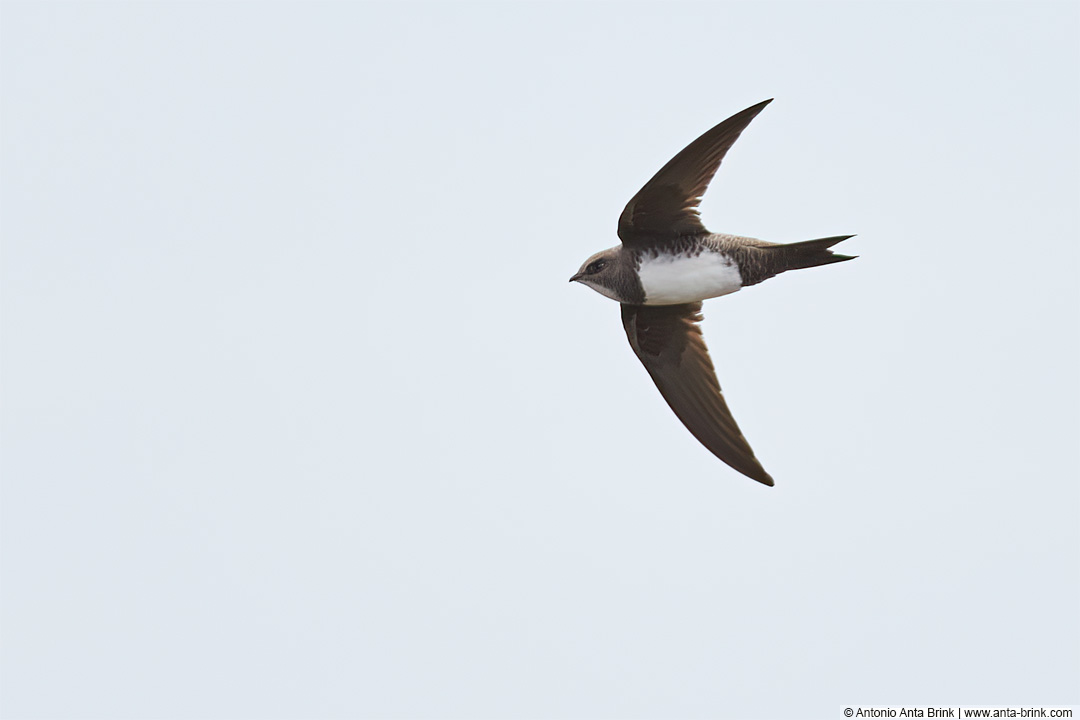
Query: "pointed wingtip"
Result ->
[[739, 98, 774, 122], [740, 462, 775, 487]]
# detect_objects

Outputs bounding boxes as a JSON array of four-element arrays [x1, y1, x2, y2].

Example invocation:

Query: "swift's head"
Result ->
[[569, 247, 642, 304]]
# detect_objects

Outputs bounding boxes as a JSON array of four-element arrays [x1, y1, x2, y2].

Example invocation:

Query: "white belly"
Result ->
[[638, 251, 743, 305]]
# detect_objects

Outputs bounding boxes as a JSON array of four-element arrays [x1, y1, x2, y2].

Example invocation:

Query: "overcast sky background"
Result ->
[[2, 2, 1078, 719]]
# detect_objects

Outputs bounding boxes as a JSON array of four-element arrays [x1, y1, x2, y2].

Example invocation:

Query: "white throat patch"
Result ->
[[638, 251, 743, 305], [579, 278, 622, 302]]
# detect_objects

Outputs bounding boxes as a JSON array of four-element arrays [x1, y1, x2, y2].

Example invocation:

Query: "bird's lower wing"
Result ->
[[621, 303, 774, 486]]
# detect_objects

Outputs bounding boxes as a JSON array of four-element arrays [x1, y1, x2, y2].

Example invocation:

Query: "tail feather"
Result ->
[[770, 234, 857, 273]]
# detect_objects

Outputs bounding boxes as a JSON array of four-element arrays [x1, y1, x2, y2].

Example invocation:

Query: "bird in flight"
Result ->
[[570, 99, 854, 486]]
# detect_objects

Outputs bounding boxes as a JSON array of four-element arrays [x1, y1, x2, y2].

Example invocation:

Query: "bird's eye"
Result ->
[[587, 260, 606, 274]]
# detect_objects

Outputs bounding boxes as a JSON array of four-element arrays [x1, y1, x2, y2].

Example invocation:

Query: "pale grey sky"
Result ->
[[2, 2, 1078, 719]]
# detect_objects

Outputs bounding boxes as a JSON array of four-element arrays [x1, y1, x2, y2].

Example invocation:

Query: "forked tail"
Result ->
[[770, 234, 857, 273]]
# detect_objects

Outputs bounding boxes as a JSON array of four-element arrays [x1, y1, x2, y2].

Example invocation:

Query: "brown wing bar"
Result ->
[[617, 99, 772, 246], [621, 302, 774, 486]]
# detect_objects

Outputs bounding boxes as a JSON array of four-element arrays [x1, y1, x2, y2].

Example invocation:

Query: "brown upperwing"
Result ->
[[617, 99, 772, 246]]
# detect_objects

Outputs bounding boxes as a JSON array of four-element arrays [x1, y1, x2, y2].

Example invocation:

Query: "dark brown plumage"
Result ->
[[621, 302, 774, 486], [571, 99, 855, 486], [618, 99, 772, 246]]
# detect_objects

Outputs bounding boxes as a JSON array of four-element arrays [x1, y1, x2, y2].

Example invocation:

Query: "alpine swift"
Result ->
[[569, 99, 855, 486]]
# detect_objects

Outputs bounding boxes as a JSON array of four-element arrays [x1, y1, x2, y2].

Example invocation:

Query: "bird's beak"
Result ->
[[569, 272, 583, 283]]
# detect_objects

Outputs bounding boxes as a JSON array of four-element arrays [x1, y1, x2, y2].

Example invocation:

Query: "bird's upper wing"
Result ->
[[617, 99, 772, 246], [621, 302, 773, 486]]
